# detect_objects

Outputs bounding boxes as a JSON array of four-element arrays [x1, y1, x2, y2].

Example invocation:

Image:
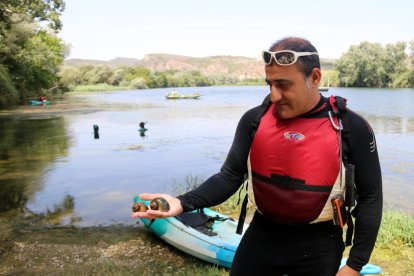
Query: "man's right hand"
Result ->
[[131, 193, 184, 220]]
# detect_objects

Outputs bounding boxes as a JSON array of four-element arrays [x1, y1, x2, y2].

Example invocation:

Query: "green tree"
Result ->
[[0, 0, 66, 108], [383, 41, 408, 87], [336, 41, 413, 88], [15, 30, 65, 97], [129, 77, 147, 89], [321, 70, 339, 87], [409, 40, 414, 86], [58, 66, 82, 87], [107, 67, 126, 85], [336, 42, 386, 87], [124, 67, 152, 82], [0, 64, 18, 106], [82, 65, 113, 85], [150, 71, 168, 88], [0, 0, 65, 32]]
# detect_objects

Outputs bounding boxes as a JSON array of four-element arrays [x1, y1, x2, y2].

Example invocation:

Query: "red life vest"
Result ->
[[248, 103, 341, 224]]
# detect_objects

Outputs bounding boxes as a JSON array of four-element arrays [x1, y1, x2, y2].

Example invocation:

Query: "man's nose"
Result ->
[[270, 85, 282, 103]]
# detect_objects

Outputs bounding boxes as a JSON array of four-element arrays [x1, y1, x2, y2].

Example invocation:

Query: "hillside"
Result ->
[[64, 54, 336, 80]]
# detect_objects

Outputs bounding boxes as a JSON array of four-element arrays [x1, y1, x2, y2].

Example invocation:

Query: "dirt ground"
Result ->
[[0, 220, 228, 275], [1, 222, 413, 276]]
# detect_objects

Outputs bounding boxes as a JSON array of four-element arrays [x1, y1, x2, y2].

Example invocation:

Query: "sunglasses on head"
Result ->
[[262, 50, 318, 66]]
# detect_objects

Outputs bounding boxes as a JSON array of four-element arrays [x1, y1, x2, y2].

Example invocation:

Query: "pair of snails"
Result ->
[[132, 197, 170, 212]]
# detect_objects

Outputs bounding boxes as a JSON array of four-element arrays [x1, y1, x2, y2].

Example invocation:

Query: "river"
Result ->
[[0, 86, 413, 226]]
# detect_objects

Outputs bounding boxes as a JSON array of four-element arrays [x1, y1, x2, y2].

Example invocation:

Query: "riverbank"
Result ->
[[1, 209, 413, 275], [0, 219, 227, 275]]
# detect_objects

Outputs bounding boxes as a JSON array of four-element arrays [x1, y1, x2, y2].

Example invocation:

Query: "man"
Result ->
[[132, 37, 382, 276]]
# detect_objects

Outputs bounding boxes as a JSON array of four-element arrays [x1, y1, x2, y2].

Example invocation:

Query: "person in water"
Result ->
[[139, 121, 147, 131], [132, 37, 382, 276]]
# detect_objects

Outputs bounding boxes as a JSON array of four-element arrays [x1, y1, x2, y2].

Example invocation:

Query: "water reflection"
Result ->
[[0, 180, 27, 212], [24, 194, 81, 225], [363, 114, 414, 134], [0, 117, 69, 213]]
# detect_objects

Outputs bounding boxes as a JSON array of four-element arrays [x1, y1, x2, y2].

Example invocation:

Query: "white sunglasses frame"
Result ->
[[262, 50, 319, 66]]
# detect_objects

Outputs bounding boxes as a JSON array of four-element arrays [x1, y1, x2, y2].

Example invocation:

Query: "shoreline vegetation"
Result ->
[[67, 83, 264, 93], [1, 179, 413, 275]]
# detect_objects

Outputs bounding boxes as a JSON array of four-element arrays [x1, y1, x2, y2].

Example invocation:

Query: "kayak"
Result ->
[[134, 196, 382, 274], [30, 100, 50, 105], [134, 196, 247, 268]]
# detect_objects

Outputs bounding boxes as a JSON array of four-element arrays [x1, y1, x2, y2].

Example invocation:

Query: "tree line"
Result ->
[[58, 65, 263, 91], [59, 39, 414, 91], [1, 0, 413, 108]]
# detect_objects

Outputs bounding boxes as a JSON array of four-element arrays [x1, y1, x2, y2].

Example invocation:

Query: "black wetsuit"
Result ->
[[177, 95, 382, 275]]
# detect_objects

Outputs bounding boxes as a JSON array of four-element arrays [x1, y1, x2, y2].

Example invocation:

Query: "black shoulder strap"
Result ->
[[236, 94, 271, 235], [334, 96, 350, 164], [330, 95, 355, 246], [329, 95, 350, 164], [250, 94, 272, 141]]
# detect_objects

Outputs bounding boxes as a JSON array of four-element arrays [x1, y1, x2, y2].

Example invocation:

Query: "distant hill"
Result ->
[[64, 54, 336, 80], [64, 57, 139, 67]]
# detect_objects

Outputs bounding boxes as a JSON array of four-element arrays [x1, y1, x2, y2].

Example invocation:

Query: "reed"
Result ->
[[172, 175, 252, 218]]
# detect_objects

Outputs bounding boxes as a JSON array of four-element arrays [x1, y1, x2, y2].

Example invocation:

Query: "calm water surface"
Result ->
[[0, 87, 413, 226]]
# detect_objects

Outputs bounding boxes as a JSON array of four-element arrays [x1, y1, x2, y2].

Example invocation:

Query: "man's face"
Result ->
[[265, 63, 319, 119]]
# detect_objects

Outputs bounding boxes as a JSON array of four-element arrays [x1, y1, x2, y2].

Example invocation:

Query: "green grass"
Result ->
[[376, 209, 414, 248]]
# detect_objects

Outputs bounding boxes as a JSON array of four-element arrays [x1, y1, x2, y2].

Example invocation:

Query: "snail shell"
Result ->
[[149, 197, 170, 212], [132, 202, 148, 212]]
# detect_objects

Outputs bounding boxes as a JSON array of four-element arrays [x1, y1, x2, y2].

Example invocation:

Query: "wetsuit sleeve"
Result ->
[[177, 106, 262, 212], [346, 110, 383, 271]]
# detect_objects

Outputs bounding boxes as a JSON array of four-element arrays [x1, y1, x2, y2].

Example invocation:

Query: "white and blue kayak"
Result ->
[[133, 196, 382, 274], [134, 196, 248, 268]]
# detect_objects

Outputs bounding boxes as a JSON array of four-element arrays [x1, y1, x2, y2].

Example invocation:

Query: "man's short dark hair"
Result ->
[[269, 37, 320, 77]]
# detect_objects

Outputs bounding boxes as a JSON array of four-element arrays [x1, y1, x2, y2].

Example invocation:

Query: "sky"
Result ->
[[58, 0, 414, 61]]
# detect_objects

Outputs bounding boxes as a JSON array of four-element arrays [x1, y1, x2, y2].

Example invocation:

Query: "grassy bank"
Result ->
[[0, 209, 413, 275]]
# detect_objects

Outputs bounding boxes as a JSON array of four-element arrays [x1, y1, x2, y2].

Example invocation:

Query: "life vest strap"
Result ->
[[236, 195, 248, 235], [252, 172, 332, 193]]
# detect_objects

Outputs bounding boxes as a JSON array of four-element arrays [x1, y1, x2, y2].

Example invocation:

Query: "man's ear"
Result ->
[[311, 68, 322, 85]]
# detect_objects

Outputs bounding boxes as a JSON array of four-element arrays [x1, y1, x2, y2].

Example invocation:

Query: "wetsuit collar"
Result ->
[[301, 94, 329, 117]]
